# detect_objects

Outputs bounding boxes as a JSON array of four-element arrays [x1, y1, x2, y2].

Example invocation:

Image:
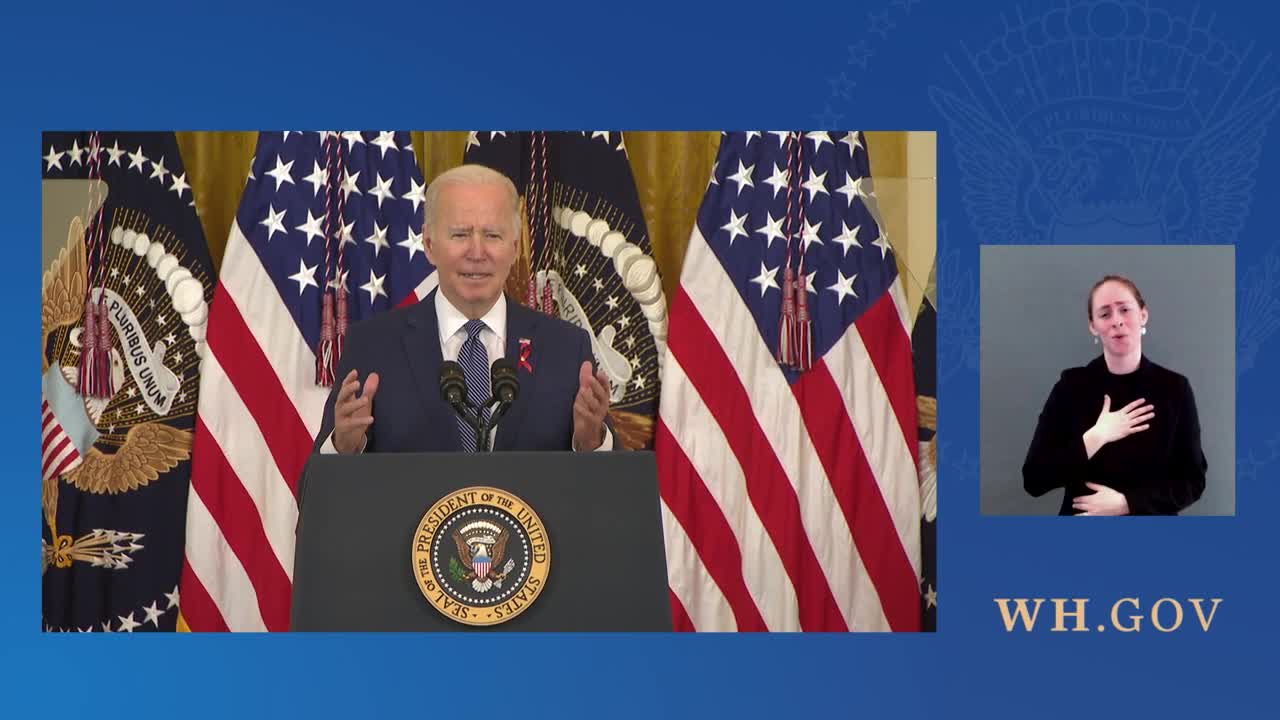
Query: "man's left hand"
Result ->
[[572, 361, 610, 451], [1072, 482, 1130, 516]]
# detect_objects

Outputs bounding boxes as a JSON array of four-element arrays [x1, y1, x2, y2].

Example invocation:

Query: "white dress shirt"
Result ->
[[322, 292, 613, 453]]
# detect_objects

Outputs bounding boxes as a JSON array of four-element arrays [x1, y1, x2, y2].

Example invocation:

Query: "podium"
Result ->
[[291, 450, 672, 631]]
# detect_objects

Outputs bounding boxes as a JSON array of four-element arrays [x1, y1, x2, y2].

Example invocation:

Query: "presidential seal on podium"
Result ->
[[411, 486, 551, 626]]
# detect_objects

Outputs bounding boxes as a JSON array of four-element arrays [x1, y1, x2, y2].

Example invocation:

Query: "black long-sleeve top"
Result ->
[[1022, 355, 1207, 515]]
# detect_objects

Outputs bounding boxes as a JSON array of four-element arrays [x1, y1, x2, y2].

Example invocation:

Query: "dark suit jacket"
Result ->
[[313, 290, 611, 453]]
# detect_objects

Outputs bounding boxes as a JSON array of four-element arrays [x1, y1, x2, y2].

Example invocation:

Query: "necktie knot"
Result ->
[[464, 319, 486, 342]]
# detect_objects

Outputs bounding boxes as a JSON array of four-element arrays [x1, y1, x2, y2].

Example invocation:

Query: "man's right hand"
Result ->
[[334, 369, 379, 454]]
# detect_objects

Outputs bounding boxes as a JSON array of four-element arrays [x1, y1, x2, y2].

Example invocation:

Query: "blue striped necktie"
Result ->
[[457, 319, 491, 452]]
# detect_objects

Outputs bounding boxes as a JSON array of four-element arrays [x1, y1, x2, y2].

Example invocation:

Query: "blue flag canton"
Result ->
[[696, 131, 897, 376], [235, 131, 432, 351]]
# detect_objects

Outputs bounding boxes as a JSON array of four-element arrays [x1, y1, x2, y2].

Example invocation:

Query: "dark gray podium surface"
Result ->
[[291, 450, 671, 631]]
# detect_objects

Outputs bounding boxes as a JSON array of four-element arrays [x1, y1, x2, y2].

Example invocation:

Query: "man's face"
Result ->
[[425, 181, 518, 316]]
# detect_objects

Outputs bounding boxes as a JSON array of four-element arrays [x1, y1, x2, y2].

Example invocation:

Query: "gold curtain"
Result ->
[[175, 131, 932, 315]]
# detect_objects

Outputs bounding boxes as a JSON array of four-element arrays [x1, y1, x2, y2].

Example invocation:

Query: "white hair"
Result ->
[[422, 163, 521, 235]]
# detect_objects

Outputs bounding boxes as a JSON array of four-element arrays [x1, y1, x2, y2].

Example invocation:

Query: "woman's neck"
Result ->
[[1103, 348, 1142, 375]]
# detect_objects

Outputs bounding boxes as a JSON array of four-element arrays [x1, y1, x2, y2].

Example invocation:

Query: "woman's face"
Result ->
[[1089, 281, 1148, 356]]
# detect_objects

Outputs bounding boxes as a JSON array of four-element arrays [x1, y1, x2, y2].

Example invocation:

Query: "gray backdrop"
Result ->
[[980, 246, 1235, 516]]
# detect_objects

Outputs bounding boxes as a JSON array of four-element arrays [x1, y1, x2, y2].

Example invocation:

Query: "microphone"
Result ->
[[438, 361, 469, 406], [490, 357, 520, 406]]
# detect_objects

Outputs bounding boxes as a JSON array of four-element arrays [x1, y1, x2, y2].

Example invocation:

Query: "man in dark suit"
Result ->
[[313, 164, 613, 454]]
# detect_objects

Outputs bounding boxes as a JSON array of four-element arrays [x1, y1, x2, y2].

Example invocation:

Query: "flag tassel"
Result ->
[[334, 285, 348, 369], [93, 299, 114, 397], [76, 299, 98, 396], [315, 291, 336, 387], [778, 265, 797, 367], [795, 280, 812, 372]]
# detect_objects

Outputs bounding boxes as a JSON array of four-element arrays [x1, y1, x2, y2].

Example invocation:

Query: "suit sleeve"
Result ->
[[1022, 373, 1092, 497], [1123, 376, 1207, 515], [312, 320, 373, 454]]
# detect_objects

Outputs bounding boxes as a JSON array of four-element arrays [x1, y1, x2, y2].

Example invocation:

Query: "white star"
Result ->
[[341, 131, 366, 148], [828, 270, 858, 304], [169, 172, 190, 198], [768, 131, 791, 146], [264, 154, 295, 192], [149, 156, 170, 183], [338, 219, 356, 248], [163, 332, 176, 344], [370, 131, 398, 158], [924, 584, 937, 609], [43, 146, 64, 171], [341, 168, 362, 198], [157, 314, 168, 326], [110, 268, 120, 278], [465, 131, 481, 151], [171, 351, 183, 363], [574, 264, 587, 278], [122, 275, 131, 285], [303, 160, 327, 197], [164, 586, 180, 610], [259, 204, 287, 241], [840, 131, 864, 155], [105, 140, 125, 166], [135, 285, 144, 297], [720, 209, 749, 246], [397, 226, 424, 260], [801, 219, 824, 250], [872, 232, 892, 259], [755, 212, 787, 250], [619, 315, 631, 329], [749, 261, 780, 297], [368, 173, 395, 209], [606, 295, 619, 310], [802, 168, 829, 201], [142, 601, 165, 627], [246, 158, 256, 182], [360, 269, 388, 302], [803, 270, 817, 294], [295, 210, 325, 246], [836, 173, 870, 205], [726, 160, 755, 197], [126, 386, 136, 399], [591, 131, 612, 143], [805, 131, 833, 151], [127, 146, 148, 173], [135, 404, 145, 417], [832, 221, 862, 257], [281, 131, 294, 142], [176, 391, 185, 404], [288, 258, 319, 295], [328, 268, 349, 291], [624, 335, 636, 348], [592, 278, 604, 291], [402, 176, 426, 212], [616, 135, 628, 155], [117, 612, 140, 632], [365, 221, 390, 256], [632, 375, 646, 390], [763, 163, 789, 200], [490, 131, 507, 140], [67, 139, 84, 166], [101, 620, 113, 632], [743, 131, 761, 144]]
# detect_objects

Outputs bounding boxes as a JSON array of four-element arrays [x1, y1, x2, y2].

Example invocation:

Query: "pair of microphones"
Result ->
[[438, 358, 520, 452]]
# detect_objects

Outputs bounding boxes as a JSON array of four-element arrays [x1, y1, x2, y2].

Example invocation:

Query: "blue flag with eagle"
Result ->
[[41, 131, 215, 632], [463, 131, 665, 449]]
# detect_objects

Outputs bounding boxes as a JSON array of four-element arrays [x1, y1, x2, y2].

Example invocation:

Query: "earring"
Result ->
[[1141, 326, 1147, 336], [1092, 336, 1099, 344]]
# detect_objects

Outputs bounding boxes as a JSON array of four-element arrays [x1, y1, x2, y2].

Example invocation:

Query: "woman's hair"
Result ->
[[1087, 274, 1146, 319]]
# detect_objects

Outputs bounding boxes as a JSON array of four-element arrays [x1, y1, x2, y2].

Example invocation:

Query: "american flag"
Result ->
[[656, 131, 921, 631], [179, 131, 436, 631]]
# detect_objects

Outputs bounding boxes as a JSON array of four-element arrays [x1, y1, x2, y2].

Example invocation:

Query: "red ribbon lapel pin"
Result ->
[[518, 338, 534, 374]]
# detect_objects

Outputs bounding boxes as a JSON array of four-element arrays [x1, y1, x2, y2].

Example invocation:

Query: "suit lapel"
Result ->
[[494, 299, 541, 451], [402, 290, 461, 452]]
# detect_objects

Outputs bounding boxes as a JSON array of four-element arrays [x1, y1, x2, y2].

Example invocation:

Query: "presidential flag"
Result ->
[[179, 131, 435, 631], [41, 131, 215, 632], [657, 131, 921, 631], [463, 131, 666, 450]]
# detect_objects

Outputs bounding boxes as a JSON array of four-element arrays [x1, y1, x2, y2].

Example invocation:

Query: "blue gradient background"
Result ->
[[6, 0, 1278, 716]]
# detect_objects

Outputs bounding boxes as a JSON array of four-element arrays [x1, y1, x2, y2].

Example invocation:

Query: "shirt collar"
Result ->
[[435, 291, 507, 346]]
